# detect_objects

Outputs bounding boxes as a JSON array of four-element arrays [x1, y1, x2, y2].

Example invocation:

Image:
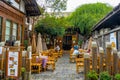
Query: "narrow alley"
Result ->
[[31, 53, 84, 80]]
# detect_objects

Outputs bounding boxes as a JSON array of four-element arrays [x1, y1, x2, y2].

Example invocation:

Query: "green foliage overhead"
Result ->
[[35, 15, 69, 37], [45, 0, 67, 12], [68, 3, 112, 36]]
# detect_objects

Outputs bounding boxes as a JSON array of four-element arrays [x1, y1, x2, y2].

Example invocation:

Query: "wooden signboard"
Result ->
[[6, 50, 20, 79]]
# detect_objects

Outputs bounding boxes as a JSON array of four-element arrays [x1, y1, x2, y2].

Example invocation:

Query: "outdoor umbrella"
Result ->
[[32, 33, 36, 53], [36, 33, 43, 53], [87, 37, 92, 50], [42, 39, 48, 51]]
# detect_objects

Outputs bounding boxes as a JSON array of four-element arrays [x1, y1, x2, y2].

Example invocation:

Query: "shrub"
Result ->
[[24, 40, 28, 50], [115, 74, 120, 80], [100, 71, 111, 80], [87, 70, 98, 80]]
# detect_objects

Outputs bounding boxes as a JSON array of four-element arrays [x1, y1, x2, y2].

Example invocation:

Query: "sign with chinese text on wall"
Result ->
[[7, 51, 19, 77], [110, 32, 116, 49]]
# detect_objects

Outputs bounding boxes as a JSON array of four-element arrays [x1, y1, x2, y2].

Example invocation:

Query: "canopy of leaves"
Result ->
[[45, 0, 67, 12], [35, 15, 69, 37], [67, 3, 113, 36]]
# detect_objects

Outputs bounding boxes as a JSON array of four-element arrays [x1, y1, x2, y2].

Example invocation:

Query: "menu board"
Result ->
[[7, 51, 19, 77]]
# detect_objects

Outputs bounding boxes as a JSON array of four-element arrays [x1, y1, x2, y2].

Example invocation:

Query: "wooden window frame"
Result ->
[[15, 0, 20, 3], [0, 17, 2, 42]]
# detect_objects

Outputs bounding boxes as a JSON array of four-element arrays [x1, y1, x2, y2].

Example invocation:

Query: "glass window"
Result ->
[[12, 23, 17, 40], [0, 17, 2, 41], [5, 20, 11, 41]]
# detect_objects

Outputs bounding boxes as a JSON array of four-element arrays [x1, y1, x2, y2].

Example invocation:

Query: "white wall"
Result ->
[[10, 0, 19, 9], [19, 0, 25, 13]]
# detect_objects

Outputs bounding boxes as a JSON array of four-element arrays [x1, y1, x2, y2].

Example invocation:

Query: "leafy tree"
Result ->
[[67, 3, 112, 37], [45, 0, 67, 12], [35, 15, 69, 37]]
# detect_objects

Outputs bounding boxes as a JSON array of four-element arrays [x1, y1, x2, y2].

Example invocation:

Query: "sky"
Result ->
[[37, 0, 120, 12]]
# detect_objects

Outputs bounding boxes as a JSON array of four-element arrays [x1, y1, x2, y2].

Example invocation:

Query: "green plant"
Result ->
[[115, 74, 120, 80], [21, 67, 26, 80], [78, 40, 83, 47], [87, 70, 98, 80], [67, 3, 112, 37], [21, 67, 26, 73], [100, 71, 111, 80], [24, 40, 28, 50]]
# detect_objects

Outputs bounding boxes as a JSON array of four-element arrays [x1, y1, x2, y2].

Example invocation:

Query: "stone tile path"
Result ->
[[31, 53, 84, 80]]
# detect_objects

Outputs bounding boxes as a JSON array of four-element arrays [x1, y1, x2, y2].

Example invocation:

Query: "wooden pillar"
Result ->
[[106, 42, 112, 74], [0, 47, 5, 79], [22, 25, 25, 44], [118, 52, 120, 73], [1, 18, 6, 41], [26, 46, 32, 80], [92, 41, 97, 72], [84, 53, 90, 80], [113, 48, 118, 77], [99, 47, 104, 73]]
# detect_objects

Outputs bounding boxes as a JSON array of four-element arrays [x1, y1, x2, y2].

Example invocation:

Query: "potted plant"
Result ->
[[99, 71, 111, 80], [115, 73, 120, 80], [21, 67, 26, 80], [87, 70, 98, 80], [24, 40, 28, 50]]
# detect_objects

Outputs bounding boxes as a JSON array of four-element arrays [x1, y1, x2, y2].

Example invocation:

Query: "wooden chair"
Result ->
[[76, 58, 84, 73], [69, 50, 76, 62], [46, 57, 55, 71], [52, 52, 59, 62], [58, 50, 63, 57], [31, 54, 42, 73]]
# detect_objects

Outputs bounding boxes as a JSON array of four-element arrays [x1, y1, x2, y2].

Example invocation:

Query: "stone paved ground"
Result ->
[[31, 53, 84, 80]]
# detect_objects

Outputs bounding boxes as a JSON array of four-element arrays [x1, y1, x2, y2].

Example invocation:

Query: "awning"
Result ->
[[23, 0, 41, 16], [92, 4, 120, 31]]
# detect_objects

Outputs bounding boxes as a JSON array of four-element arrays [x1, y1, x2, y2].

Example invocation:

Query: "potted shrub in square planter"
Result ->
[[87, 70, 98, 80], [99, 71, 111, 80], [115, 74, 120, 80]]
